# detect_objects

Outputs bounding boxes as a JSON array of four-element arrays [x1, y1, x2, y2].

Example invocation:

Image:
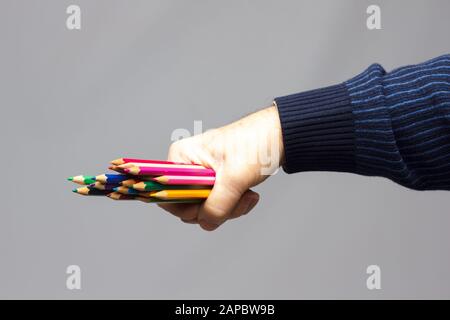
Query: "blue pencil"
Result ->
[[95, 174, 131, 184], [89, 182, 121, 191]]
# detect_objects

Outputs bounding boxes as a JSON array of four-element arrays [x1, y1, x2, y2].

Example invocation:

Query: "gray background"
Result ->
[[0, 0, 449, 299]]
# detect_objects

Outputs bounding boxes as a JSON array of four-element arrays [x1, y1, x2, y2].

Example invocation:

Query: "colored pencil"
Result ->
[[118, 162, 207, 170], [120, 179, 142, 187], [88, 182, 120, 191], [106, 192, 136, 200], [132, 181, 211, 191], [110, 158, 178, 166], [153, 175, 216, 186], [135, 196, 202, 204], [72, 186, 110, 196], [142, 189, 211, 199], [113, 186, 140, 195], [108, 165, 127, 173], [95, 174, 131, 184], [68, 175, 96, 185], [124, 166, 215, 177]]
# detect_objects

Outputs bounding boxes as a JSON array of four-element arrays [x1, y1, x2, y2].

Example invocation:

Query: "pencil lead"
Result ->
[[68, 177, 73, 181]]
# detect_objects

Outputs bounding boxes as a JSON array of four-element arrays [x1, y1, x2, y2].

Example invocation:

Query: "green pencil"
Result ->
[[68, 175, 96, 185]]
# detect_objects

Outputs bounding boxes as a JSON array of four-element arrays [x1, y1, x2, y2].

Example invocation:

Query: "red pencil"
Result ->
[[118, 162, 208, 170], [111, 158, 180, 166], [124, 166, 215, 176], [108, 165, 127, 173], [153, 175, 216, 186]]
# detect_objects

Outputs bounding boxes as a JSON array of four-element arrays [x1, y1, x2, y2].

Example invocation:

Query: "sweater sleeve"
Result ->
[[274, 54, 450, 190]]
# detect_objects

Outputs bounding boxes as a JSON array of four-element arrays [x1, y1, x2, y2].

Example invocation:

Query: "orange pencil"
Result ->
[[144, 189, 211, 200]]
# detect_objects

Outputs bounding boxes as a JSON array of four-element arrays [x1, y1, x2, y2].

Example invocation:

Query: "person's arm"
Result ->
[[275, 53, 450, 190], [159, 54, 450, 231]]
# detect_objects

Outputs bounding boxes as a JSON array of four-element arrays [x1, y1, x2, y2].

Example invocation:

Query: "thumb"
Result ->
[[197, 170, 245, 231]]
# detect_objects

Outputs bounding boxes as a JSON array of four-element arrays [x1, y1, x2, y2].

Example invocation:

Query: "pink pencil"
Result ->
[[124, 166, 215, 176], [110, 157, 203, 166], [153, 175, 216, 186]]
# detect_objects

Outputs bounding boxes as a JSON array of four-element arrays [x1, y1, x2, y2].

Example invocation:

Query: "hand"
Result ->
[[158, 105, 284, 231]]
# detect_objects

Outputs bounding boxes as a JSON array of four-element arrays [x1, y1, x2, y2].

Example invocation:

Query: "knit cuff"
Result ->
[[274, 83, 355, 174]]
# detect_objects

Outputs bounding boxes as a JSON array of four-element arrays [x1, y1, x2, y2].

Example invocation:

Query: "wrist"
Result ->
[[267, 104, 285, 167]]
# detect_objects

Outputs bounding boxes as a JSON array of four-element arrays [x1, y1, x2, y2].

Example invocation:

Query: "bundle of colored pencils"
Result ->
[[68, 158, 215, 203]]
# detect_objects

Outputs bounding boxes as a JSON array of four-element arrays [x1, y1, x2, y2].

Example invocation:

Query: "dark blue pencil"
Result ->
[[95, 174, 131, 184], [89, 182, 121, 191]]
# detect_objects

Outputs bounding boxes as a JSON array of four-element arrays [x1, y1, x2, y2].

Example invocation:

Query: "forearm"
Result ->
[[275, 54, 450, 190]]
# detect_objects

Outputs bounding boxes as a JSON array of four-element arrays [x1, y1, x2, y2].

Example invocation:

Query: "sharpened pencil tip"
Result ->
[[110, 158, 124, 165], [112, 187, 119, 191], [68, 177, 73, 181], [72, 188, 77, 193]]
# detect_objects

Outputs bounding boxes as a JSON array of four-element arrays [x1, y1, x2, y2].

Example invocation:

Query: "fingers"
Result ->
[[197, 169, 246, 231], [158, 190, 259, 227], [163, 138, 261, 231], [228, 190, 260, 220]]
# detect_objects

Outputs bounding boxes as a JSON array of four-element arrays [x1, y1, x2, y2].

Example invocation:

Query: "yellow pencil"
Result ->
[[147, 189, 211, 200], [135, 196, 202, 203]]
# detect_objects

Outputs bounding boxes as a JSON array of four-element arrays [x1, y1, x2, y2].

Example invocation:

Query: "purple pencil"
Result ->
[[124, 166, 215, 176]]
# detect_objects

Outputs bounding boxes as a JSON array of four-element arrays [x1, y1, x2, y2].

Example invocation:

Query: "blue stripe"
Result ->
[[400, 150, 450, 165], [390, 102, 450, 122], [348, 63, 450, 91], [357, 146, 399, 155], [356, 129, 392, 134], [407, 142, 450, 157], [384, 73, 450, 89], [356, 118, 390, 123], [357, 153, 403, 164], [396, 126, 445, 142], [400, 133, 450, 151], [395, 115, 450, 133], [346, 56, 450, 86], [352, 81, 450, 104], [357, 137, 396, 145], [349, 85, 382, 97], [353, 91, 450, 114]]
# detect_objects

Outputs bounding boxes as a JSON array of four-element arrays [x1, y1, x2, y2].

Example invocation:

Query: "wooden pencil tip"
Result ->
[[110, 158, 124, 165], [72, 188, 77, 193], [151, 191, 164, 197], [68, 177, 73, 181], [154, 176, 167, 183], [124, 167, 138, 175]]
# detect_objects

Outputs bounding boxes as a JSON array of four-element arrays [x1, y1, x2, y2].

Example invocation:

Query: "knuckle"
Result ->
[[202, 202, 229, 222]]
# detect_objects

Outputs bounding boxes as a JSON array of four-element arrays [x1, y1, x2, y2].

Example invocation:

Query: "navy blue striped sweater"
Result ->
[[275, 54, 450, 190]]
